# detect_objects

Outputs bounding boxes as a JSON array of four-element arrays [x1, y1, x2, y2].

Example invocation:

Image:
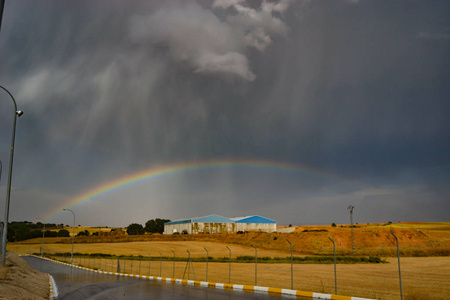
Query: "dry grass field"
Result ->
[[7, 222, 450, 300]]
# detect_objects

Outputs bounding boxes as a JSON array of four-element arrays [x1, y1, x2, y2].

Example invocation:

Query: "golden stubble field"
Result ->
[[8, 222, 450, 300]]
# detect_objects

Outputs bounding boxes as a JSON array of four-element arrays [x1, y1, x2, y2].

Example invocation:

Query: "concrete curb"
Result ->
[[48, 275, 54, 300], [35, 256, 375, 300]]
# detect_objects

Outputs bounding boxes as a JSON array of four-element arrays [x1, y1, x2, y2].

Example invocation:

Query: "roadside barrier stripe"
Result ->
[[34, 256, 375, 300], [297, 291, 314, 297], [268, 287, 283, 294], [313, 293, 332, 299], [48, 275, 53, 300], [282, 289, 297, 296]]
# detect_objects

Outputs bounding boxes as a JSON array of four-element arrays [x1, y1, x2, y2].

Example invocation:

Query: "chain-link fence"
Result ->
[[39, 236, 449, 300]]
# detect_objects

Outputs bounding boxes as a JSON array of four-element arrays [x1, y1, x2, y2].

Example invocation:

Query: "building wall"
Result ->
[[192, 222, 236, 234], [164, 223, 192, 235], [164, 220, 276, 234], [236, 223, 277, 233]]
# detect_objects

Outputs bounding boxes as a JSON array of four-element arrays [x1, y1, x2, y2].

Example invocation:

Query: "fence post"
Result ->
[[148, 253, 151, 276], [159, 251, 162, 277], [184, 250, 196, 280], [251, 244, 257, 286], [286, 239, 293, 290], [139, 259, 141, 276], [328, 237, 337, 295], [226, 246, 231, 284], [171, 249, 175, 278], [391, 232, 403, 300], [204, 247, 209, 282]]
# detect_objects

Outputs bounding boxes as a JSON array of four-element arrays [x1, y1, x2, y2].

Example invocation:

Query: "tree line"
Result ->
[[3, 221, 70, 242], [2, 218, 171, 241], [126, 218, 170, 235]]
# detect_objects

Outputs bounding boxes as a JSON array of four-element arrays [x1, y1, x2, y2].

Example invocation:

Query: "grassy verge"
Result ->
[[42, 252, 386, 264]]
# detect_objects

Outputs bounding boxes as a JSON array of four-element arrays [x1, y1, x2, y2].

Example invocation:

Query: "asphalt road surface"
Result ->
[[24, 256, 300, 300]]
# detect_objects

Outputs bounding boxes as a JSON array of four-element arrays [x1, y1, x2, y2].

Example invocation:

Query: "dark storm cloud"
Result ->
[[0, 0, 449, 226]]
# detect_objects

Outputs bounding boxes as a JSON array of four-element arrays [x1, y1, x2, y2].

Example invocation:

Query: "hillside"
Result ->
[[16, 222, 450, 257]]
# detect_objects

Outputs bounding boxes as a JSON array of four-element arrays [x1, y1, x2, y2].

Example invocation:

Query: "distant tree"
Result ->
[[29, 230, 43, 239], [145, 218, 171, 234], [92, 232, 99, 236], [288, 224, 292, 227], [57, 229, 70, 237], [77, 230, 90, 236], [127, 223, 145, 235], [331, 223, 337, 227], [45, 230, 58, 237], [13, 224, 31, 241]]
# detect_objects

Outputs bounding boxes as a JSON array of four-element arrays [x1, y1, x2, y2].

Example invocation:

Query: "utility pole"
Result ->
[[348, 205, 355, 255], [0, 0, 5, 34]]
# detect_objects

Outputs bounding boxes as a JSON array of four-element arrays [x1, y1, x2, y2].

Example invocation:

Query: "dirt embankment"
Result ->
[[0, 252, 49, 300]]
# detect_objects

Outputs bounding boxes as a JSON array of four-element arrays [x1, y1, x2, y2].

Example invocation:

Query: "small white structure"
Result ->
[[164, 214, 276, 234]]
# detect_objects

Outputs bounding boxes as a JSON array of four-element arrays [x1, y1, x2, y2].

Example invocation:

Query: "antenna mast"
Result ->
[[348, 205, 355, 255]]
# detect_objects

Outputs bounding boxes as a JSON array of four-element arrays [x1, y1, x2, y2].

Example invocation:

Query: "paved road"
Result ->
[[24, 256, 299, 300]]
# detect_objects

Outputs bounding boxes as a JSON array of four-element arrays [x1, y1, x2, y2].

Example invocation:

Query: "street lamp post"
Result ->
[[1, 85, 24, 267], [63, 208, 75, 264], [36, 218, 45, 257]]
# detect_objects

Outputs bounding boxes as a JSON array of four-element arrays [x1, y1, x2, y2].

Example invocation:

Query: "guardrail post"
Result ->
[[226, 246, 231, 283], [286, 239, 293, 290], [391, 232, 403, 300], [328, 237, 337, 294]]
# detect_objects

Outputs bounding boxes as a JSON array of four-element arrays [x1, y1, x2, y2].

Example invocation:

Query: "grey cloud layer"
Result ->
[[0, 0, 449, 226]]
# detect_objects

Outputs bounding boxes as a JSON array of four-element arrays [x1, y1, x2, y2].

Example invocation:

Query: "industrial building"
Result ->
[[230, 215, 277, 233], [163, 214, 276, 235]]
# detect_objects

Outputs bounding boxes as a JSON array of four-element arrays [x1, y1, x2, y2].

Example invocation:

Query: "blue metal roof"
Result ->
[[165, 214, 232, 225], [165, 219, 192, 225], [230, 215, 276, 224], [166, 214, 276, 225], [193, 215, 233, 223]]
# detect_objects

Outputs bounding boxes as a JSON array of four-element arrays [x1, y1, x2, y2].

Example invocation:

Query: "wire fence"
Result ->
[[39, 236, 450, 300]]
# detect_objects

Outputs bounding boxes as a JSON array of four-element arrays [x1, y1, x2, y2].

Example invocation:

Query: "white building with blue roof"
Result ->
[[163, 214, 276, 234], [229, 215, 277, 233]]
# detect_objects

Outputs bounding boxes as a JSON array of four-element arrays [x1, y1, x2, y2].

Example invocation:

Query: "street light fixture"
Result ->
[[1, 85, 23, 267], [63, 208, 75, 264], [36, 218, 45, 257]]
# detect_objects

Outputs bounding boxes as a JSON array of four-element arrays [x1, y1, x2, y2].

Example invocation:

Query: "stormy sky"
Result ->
[[0, 0, 449, 228]]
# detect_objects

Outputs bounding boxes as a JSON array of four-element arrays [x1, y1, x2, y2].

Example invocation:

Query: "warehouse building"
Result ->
[[230, 215, 277, 233], [163, 214, 276, 235]]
